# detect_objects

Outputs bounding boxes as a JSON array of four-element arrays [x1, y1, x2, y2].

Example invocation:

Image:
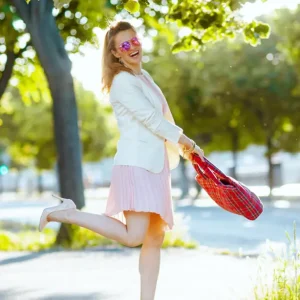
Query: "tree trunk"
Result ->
[[37, 170, 43, 194], [266, 135, 274, 200], [15, 169, 21, 193], [231, 129, 238, 179], [179, 156, 189, 200], [11, 0, 84, 245], [0, 50, 15, 100]]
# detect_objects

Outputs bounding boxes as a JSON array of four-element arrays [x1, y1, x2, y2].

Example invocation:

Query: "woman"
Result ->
[[39, 20, 204, 300]]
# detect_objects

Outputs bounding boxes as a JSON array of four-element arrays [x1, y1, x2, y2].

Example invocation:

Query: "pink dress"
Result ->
[[104, 74, 174, 231]]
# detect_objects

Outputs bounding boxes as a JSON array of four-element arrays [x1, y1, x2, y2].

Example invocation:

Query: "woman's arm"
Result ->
[[110, 72, 183, 144], [178, 133, 205, 161], [178, 133, 194, 149], [141, 70, 195, 150]]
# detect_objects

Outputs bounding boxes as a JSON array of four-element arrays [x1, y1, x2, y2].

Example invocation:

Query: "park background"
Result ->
[[0, 0, 300, 299]]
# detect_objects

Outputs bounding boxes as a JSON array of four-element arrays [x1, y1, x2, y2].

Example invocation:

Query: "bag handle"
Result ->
[[191, 153, 229, 186]]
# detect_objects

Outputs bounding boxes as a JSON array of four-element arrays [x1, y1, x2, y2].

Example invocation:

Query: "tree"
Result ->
[[0, 0, 274, 242], [48, 0, 271, 50], [0, 0, 117, 244], [167, 0, 270, 52], [145, 35, 260, 176], [0, 80, 115, 192], [205, 36, 300, 197], [143, 35, 214, 198], [144, 8, 300, 198], [272, 5, 300, 93]]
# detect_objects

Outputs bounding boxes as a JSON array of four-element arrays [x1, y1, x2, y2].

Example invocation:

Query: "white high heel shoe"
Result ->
[[38, 194, 76, 232]]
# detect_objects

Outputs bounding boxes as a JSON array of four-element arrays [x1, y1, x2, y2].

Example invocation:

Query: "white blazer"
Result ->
[[109, 68, 183, 173]]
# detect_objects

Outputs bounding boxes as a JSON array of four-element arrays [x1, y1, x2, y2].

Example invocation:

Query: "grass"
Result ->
[[0, 228, 56, 251], [0, 212, 198, 251], [254, 221, 300, 300]]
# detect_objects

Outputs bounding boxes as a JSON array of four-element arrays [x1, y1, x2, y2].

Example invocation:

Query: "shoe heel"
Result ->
[[52, 193, 64, 201]]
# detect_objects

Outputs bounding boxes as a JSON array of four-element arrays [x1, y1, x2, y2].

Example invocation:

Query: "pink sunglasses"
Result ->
[[119, 36, 141, 52]]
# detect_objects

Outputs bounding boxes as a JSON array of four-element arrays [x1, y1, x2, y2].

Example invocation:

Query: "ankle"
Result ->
[[65, 208, 77, 223], [47, 208, 77, 223]]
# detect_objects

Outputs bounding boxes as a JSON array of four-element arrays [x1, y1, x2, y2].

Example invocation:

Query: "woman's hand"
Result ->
[[184, 144, 205, 162], [192, 144, 205, 162], [178, 134, 205, 162]]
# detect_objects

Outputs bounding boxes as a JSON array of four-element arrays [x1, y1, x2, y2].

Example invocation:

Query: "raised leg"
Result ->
[[139, 213, 166, 300], [48, 206, 150, 247]]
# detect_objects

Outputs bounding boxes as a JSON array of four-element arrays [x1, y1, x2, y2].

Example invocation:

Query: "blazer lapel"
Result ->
[[138, 72, 163, 112], [139, 69, 181, 169], [139, 70, 176, 124]]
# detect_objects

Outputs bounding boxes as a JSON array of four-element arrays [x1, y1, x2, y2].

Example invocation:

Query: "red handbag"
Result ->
[[191, 153, 263, 220]]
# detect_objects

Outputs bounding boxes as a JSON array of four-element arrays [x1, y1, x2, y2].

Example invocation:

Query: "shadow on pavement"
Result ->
[[0, 289, 113, 300], [0, 247, 137, 266], [41, 293, 113, 299], [0, 251, 47, 266]]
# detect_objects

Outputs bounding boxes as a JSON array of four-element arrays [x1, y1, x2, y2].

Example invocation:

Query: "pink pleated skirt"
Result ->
[[104, 145, 174, 231]]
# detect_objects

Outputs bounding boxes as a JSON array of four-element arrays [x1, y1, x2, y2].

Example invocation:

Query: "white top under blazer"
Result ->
[[109, 68, 183, 173]]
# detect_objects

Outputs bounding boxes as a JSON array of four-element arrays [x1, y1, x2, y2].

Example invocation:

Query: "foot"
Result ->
[[46, 203, 76, 223], [38, 194, 77, 231]]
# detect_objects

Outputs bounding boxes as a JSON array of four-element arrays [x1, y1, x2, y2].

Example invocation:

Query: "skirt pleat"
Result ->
[[104, 146, 174, 231]]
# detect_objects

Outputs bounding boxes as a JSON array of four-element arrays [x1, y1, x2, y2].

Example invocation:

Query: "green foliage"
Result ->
[[201, 36, 300, 155], [69, 220, 198, 250], [145, 35, 260, 155], [0, 81, 114, 170], [1, 0, 273, 107], [0, 0, 116, 102], [124, 0, 140, 13], [53, 0, 72, 10], [45, 0, 271, 53], [0, 228, 56, 251], [162, 231, 197, 249], [69, 224, 117, 249], [0, 214, 198, 251], [171, 35, 204, 53], [144, 6, 300, 158], [272, 6, 300, 98], [243, 21, 271, 46], [75, 81, 117, 161], [254, 222, 300, 300], [166, 0, 270, 52]]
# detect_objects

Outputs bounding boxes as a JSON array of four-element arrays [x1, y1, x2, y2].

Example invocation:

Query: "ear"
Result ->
[[111, 49, 120, 59]]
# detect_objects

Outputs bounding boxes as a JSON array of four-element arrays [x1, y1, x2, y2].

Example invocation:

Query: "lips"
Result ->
[[130, 50, 139, 57]]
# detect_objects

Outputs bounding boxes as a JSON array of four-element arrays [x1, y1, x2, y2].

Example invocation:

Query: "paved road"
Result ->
[[175, 203, 299, 254], [0, 248, 273, 300], [1, 192, 299, 254]]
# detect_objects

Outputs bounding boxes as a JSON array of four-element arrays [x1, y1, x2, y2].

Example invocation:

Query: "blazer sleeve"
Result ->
[[110, 71, 183, 144]]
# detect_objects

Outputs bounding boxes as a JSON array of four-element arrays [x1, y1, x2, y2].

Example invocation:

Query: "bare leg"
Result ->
[[48, 208, 151, 247], [139, 213, 166, 300]]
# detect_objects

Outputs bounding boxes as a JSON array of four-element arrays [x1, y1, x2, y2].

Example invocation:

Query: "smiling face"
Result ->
[[111, 29, 142, 69]]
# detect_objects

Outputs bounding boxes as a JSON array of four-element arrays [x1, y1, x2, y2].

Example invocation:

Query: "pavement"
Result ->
[[0, 189, 292, 300], [0, 248, 274, 300]]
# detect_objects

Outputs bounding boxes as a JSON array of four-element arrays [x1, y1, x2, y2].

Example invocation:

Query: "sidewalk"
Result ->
[[0, 248, 271, 300]]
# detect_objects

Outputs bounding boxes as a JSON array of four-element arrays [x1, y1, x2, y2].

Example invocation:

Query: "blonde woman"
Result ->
[[39, 20, 204, 300]]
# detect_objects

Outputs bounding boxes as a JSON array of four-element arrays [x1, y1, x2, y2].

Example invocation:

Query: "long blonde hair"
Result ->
[[101, 21, 137, 94]]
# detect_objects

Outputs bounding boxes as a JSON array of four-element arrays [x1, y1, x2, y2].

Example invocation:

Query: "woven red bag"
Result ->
[[191, 153, 263, 220]]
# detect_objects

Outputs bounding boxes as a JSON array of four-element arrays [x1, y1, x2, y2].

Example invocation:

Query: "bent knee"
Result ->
[[124, 234, 145, 248], [124, 232, 145, 247], [144, 231, 165, 247]]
